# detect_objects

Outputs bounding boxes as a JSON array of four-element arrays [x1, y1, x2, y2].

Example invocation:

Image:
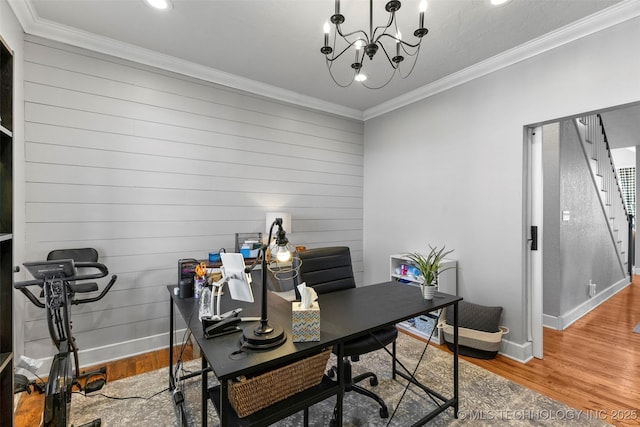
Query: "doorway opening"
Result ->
[[524, 101, 639, 359]]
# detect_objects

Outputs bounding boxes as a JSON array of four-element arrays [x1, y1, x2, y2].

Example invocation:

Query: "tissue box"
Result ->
[[292, 301, 320, 342]]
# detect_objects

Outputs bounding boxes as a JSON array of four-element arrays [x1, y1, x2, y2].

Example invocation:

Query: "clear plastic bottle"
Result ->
[[199, 285, 212, 320]]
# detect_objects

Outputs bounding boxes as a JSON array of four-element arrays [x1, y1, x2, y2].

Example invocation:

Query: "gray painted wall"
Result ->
[[558, 120, 624, 313], [542, 120, 624, 320], [363, 16, 640, 361], [19, 35, 364, 371], [542, 123, 561, 316]]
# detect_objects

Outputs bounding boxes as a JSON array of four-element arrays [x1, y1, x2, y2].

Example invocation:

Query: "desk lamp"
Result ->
[[241, 217, 298, 350]]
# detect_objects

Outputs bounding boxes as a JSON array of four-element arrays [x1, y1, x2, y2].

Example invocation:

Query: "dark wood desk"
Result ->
[[168, 279, 461, 427]]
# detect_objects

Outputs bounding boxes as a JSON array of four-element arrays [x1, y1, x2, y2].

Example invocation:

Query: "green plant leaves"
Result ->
[[405, 245, 454, 286]]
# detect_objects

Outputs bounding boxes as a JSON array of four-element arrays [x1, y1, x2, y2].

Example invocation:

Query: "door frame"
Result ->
[[524, 126, 544, 359]]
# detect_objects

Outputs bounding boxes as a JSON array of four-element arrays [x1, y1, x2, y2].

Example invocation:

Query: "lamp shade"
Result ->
[[265, 212, 291, 236]]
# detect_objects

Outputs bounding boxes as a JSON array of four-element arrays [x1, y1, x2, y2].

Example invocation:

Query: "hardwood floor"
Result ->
[[454, 276, 640, 427], [14, 279, 640, 426], [13, 343, 194, 427]]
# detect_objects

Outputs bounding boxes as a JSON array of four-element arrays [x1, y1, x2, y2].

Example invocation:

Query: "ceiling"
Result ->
[[9, 0, 640, 143]]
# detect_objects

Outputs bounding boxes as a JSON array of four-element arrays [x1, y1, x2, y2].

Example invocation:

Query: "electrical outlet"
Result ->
[[588, 281, 596, 298]]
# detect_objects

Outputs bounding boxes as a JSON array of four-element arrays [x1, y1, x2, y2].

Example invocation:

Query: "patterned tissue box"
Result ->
[[292, 301, 320, 342]]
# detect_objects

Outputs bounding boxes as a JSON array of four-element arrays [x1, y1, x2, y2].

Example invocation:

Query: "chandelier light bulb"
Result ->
[[419, 0, 428, 12], [355, 73, 367, 82], [144, 0, 171, 10]]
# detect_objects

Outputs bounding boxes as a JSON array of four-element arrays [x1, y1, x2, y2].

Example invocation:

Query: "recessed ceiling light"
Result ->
[[144, 0, 172, 10], [490, 0, 511, 5]]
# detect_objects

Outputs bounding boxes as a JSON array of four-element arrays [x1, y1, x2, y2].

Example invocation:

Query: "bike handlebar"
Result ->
[[14, 261, 118, 307]]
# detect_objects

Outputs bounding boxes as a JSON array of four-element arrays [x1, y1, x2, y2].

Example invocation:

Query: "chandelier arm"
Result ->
[[335, 25, 369, 44], [325, 43, 359, 63], [375, 33, 422, 50], [325, 58, 357, 88], [378, 42, 399, 70], [371, 11, 396, 42]]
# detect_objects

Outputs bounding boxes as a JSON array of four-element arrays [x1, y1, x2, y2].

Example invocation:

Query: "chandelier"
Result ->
[[320, 0, 428, 89]]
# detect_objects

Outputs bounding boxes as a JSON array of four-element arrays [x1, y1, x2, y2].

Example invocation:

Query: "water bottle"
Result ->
[[199, 285, 213, 320]]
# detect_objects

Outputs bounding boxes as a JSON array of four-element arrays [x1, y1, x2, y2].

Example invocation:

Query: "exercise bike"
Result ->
[[14, 249, 117, 427]]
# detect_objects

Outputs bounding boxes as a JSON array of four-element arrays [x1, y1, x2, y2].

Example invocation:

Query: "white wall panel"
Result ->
[[24, 39, 362, 136], [21, 35, 364, 368], [26, 163, 363, 198]]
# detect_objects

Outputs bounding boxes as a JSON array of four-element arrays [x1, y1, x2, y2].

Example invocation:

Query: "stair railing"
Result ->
[[575, 114, 631, 276]]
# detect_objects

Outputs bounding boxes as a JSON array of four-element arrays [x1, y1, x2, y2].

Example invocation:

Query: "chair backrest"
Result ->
[[296, 246, 356, 295], [47, 248, 99, 263]]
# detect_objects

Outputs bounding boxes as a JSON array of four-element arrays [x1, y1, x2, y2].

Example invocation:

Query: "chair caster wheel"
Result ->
[[370, 376, 378, 386], [329, 418, 338, 427], [380, 407, 389, 418], [327, 369, 335, 379]]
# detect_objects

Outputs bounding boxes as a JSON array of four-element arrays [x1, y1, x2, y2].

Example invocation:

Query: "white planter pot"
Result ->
[[422, 285, 436, 300]]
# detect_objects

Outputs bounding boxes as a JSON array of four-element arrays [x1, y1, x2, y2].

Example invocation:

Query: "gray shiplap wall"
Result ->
[[21, 35, 364, 369]]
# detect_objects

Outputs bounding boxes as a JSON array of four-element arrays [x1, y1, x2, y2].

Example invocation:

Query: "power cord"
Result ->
[[74, 387, 170, 401], [369, 309, 442, 427]]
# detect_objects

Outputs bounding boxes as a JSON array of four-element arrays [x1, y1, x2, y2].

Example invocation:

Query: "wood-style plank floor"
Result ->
[[454, 275, 640, 427], [14, 278, 640, 426], [13, 343, 194, 427]]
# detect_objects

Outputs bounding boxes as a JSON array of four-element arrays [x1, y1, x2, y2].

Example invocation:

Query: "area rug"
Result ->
[[70, 333, 611, 426]]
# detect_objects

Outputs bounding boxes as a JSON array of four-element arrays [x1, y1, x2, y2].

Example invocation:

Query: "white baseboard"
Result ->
[[542, 313, 562, 330], [498, 338, 534, 363], [20, 329, 188, 379], [543, 276, 630, 330]]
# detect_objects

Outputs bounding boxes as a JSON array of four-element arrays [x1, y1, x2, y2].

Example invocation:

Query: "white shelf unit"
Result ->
[[390, 254, 457, 344]]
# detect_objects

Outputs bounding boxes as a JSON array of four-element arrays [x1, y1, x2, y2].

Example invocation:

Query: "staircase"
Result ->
[[575, 114, 632, 276]]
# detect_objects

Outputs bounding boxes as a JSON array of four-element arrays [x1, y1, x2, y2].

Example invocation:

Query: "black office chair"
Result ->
[[296, 246, 397, 424]]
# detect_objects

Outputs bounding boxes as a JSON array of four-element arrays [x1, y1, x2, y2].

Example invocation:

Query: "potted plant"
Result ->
[[406, 245, 454, 300]]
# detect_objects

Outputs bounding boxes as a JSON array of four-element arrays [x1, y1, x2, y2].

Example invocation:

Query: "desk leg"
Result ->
[[169, 298, 175, 390], [202, 357, 208, 427], [392, 339, 397, 380], [453, 301, 459, 418], [336, 344, 344, 427], [220, 377, 231, 427]]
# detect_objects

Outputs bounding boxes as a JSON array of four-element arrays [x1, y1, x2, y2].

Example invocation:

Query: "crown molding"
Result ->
[[363, 0, 640, 121], [8, 0, 364, 121], [9, 0, 639, 122]]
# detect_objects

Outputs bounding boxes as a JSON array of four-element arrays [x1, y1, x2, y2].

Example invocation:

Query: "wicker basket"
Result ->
[[228, 347, 332, 418]]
